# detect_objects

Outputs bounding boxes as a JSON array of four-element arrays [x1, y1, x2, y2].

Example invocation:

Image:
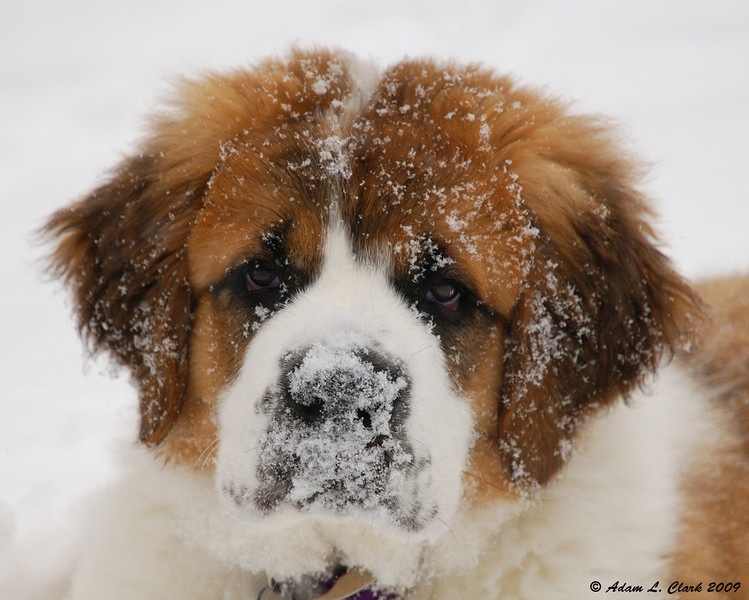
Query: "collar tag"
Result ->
[[314, 568, 375, 600], [256, 569, 375, 600]]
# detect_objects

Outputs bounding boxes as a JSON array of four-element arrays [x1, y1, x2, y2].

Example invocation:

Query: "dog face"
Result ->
[[210, 221, 475, 532], [47, 48, 697, 583]]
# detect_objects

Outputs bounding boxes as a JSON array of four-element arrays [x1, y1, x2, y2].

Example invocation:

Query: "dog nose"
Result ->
[[254, 341, 414, 516], [279, 345, 410, 430]]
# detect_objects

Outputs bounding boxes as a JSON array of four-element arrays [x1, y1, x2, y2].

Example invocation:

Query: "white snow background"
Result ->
[[1, 1, 748, 597]]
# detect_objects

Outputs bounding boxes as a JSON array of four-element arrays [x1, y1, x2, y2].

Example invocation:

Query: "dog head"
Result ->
[[47, 48, 698, 590]]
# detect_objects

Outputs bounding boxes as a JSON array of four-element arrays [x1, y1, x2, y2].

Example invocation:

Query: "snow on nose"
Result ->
[[254, 340, 415, 517]]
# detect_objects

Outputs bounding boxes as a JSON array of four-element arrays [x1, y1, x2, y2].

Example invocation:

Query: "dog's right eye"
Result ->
[[425, 280, 462, 311], [245, 262, 280, 291]]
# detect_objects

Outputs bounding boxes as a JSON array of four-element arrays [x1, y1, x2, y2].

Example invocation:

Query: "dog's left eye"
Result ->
[[245, 262, 280, 291], [426, 280, 462, 311]]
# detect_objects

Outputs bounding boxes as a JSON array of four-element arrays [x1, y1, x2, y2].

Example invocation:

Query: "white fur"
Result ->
[[215, 224, 474, 565], [409, 364, 725, 598], [336, 50, 381, 122], [67, 363, 725, 599], [51, 51, 734, 600]]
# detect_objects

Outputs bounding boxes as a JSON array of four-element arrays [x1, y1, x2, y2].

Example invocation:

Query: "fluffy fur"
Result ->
[[47, 48, 749, 599]]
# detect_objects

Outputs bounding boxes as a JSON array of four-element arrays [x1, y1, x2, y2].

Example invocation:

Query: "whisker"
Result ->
[[463, 467, 507, 492], [193, 439, 220, 471], [467, 454, 486, 484], [409, 342, 438, 357], [405, 435, 430, 454], [436, 516, 458, 543]]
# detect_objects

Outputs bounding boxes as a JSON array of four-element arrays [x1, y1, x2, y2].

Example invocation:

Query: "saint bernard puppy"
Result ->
[[47, 48, 749, 599]]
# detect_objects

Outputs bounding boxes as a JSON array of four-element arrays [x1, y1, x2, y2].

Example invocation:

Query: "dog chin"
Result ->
[[206, 505, 433, 589]]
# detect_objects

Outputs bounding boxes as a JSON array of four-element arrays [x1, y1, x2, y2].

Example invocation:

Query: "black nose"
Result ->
[[254, 343, 415, 517], [279, 345, 410, 431]]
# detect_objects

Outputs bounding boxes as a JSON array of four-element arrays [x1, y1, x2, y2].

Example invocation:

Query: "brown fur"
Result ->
[[667, 277, 749, 592], [348, 59, 698, 489], [691, 276, 749, 443], [46, 153, 200, 444], [46, 49, 352, 451], [47, 49, 698, 506]]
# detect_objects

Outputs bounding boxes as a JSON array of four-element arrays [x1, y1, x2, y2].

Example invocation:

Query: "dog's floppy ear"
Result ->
[[43, 69, 242, 443], [496, 114, 701, 489], [45, 149, 208, 445], [45, 50, 362, 445]]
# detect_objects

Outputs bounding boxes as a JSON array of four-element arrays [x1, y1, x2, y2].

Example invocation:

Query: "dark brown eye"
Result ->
[[246, 262, 280, 291], [426, 280, 461, 311]]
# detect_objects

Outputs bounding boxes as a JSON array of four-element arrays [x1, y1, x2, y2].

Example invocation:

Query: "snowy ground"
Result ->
[[1, 1, 748, 597]]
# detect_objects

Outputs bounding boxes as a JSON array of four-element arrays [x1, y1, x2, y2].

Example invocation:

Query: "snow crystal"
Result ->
[[477, 120, 492, 152], [312, 77, 330, 95], [316, 135, 352, 180], [252, 305, 271, 331], [505, 262, 590, 410], [520, 291, 568, 389], [392, 230, 455, 283], [130, 306, 178, 380], [444, 213, 468, 233]]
